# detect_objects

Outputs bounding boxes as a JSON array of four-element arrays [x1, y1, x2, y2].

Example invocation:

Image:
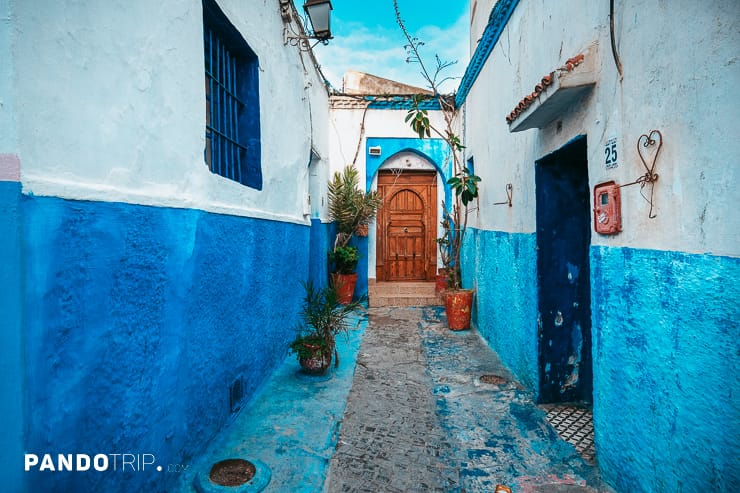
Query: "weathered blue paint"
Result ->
[[462, 228, 539, 392], [0, 180, 24, 492], [309, 218, 334, 290], [591, 246, 740, 491], [365, 96, 440, 110], [455, 0, 521, 107], [419, 306, 605, 491], [180, 313, 367, 492], [19, 196, 309, 493], [535, 136, 592, 403], [354, 235, 369, 299], [364, 137, 452, 198]]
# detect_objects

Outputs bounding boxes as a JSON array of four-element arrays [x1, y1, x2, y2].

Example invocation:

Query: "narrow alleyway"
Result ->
[[182, 306, 612, 493], [325, 307, 610, 493]]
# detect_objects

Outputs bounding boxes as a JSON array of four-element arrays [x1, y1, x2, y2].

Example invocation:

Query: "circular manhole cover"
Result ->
[[209, 458, 256, 487]]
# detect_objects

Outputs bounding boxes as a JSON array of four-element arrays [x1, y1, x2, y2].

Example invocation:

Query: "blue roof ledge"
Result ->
[[455, 0, 521, 107]]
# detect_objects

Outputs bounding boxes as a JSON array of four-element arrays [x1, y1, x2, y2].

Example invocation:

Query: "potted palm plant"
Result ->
[[327, 164, 382, 303], [396, 2, 481, 330], [289, 282, 364, 375]]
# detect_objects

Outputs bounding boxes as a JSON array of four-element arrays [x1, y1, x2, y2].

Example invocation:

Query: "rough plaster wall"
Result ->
[[608, 0, 740, 256], [462, 229, 539, 391], [0, 180, 23, 492], [21, 196, 309, 493], [12, 0, 329, 225], [464, 0, 602, 234], [0, 0, 16, 150], [0, 3, 23, 488], [591, 246, 740, 491], [469, 0, 493, 53], [466, 0, 740, 255]]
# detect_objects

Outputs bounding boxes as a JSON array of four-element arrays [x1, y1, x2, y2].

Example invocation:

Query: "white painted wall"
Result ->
[[10, 0, 329, 225], [469, 0, 492, 54], [0, 0, 17, 151], [464, 0, 740, 256]]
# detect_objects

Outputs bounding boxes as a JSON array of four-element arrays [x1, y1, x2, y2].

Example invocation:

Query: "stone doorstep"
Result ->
[[369, 296, 443, 308], [368, 281, 437, 295], [368, 281, 442, 307]]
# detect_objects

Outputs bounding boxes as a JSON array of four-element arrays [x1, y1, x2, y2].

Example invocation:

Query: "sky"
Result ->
[[296, 0, 471, 93]]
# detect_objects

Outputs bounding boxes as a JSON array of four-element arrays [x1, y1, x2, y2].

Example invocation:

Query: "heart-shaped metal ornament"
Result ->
[[637, 129, 662, 179]]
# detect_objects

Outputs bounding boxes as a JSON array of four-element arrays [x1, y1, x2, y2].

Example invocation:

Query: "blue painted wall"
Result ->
[[465, 230, 739, 489], [309, 218, 333, 290], [365, 137, 452, 202], [19, 196, 309, 493], [463, 228, 539, 392], [591, 246, 740, 491], [355, 235, 369, 299], [0, 181, 24, 493]]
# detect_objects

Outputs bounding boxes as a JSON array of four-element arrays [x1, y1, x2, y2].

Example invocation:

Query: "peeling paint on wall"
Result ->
[[592, 245, 740, 491]]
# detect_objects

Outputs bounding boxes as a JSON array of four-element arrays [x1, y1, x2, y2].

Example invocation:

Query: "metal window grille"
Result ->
[[204, 28, 247, 184], [202, 0, 261, 190]]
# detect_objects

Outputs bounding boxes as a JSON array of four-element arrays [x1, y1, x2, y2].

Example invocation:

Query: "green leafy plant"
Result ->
[[328, 164, 383, 251], [395, 1, 481, 291], [289, 282, 364, 369], [329, 245, 360, 275]]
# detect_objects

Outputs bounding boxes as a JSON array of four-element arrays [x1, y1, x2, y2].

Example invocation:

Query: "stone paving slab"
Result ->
[[326, 306, 614, 493]]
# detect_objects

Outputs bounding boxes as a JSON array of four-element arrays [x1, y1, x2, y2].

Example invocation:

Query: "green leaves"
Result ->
[[447, 167, 481, 206], [405, 107, 431, 139], [405, 94, 434, 139], [328, 165, 382, 245], [447, 132, 465, 152]]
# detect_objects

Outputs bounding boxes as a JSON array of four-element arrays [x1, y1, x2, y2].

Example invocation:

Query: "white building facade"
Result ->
[[460, 0, 739, 490], [0, 1, 330, 491]]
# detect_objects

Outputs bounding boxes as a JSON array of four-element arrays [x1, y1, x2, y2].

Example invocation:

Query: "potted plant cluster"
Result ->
[[328, 245, 359, 303], [289, 282, 364, 375], [327, 164, 382, 303], [396, 2, 482, 330]]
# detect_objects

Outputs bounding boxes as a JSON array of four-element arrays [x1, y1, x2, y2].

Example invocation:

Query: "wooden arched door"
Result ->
[[376, 170, 437, 281]]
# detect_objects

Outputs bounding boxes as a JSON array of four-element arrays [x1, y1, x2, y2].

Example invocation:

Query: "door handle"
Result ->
[[404, 227, 408, 233]]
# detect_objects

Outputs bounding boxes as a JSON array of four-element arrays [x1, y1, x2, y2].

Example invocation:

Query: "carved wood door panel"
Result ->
[[376, 171, 437, 281]]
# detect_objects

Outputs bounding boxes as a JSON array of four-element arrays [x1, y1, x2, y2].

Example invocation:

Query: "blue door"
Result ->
[[535, 136, 593, 403]]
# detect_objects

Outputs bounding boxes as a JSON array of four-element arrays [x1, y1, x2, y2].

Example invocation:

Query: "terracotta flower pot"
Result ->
[[445, 289, 474, 331], [435, 269, 449, 295], [299, 343, 332, 375], [333, 272, 358, 304]]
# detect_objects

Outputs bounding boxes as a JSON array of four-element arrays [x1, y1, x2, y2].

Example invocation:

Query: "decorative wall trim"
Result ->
[[455, 0, 521, 107], [330, 95, 441, 110], [0, 154, 20, 182]]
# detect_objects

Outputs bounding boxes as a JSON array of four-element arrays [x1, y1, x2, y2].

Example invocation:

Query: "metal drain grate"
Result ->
[[479, 374, 508, 385], [543, 405, 595, 463]]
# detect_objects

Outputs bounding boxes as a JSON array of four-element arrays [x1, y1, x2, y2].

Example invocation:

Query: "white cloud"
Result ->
[[314, 11, 469, 94]]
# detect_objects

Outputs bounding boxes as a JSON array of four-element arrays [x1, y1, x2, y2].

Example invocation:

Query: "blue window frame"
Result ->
[[203, 0, 262, 190]]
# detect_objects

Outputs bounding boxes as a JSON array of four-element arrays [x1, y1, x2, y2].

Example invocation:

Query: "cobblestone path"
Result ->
[[325, 306, 611, 493]]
